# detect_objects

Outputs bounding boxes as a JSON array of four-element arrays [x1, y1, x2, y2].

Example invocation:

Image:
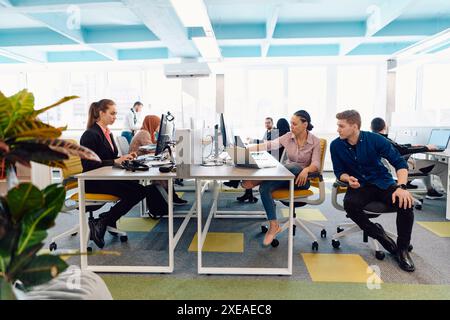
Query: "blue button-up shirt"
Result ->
[[330, 131, 408, 190]]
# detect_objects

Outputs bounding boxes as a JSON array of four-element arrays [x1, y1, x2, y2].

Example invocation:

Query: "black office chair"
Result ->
[[331, 180, 413, 260]]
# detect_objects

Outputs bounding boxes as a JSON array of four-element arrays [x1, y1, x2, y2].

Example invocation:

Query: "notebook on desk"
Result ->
[[427, 129, 450, 152], [225, 146, 278, 169]]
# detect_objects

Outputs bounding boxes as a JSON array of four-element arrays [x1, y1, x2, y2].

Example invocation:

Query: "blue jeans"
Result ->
[[259, 163, 310, 221], [121, 131, 133, 144]]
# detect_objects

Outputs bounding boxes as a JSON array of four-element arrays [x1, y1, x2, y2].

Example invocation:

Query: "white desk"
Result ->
[[76, 166, 177, 273], [421, 150, 450, 220], [190, 163, 295, 275]]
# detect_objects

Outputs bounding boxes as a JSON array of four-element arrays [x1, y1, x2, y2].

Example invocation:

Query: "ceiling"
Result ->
[[0, 0, 449, 64]]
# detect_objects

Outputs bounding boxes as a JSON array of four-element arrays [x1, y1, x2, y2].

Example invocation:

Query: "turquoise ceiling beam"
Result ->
[[83, 25, 159, 44], [187, 27, 206, 39], [428, 41, 450, 54], [0, 52, 22, 63], [121, 0, 198, 58], [348, 42, 416, 55], [268, 44, 340, 57], [118, 47, 168, 60], [375, 19, 450, 37], [340, 0, 414, 55], [213, 23, 266, 40], [10, 0, 121, 6], [0, 28, 76, 46], [47, 51, 109, 62], [273, 22, 366, 38], [220, 46, 261, 58], [27, 11, 118, 60]]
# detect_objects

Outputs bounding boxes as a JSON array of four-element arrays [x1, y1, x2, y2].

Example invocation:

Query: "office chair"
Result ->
[[261, 138, 327, 250], [115, 135, 130, 156], [330, 180, 413, 260], [49, 141, 128, 252]]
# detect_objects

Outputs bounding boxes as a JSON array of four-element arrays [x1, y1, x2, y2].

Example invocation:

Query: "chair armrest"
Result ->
[[333, 180, 349, 188]]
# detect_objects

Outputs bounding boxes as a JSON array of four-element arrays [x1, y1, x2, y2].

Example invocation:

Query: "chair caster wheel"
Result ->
[[312, 241, 319, 251], [337, 227, 344, 233], [408, 244, 413, 252], [415, 204, 422, 210], [261, 226, 268, 233], [87, 246, 93, 252], [375, 251, 385, 260], [332, 239, 340, 249], [250, 197, 258, 203], [271, 239, 279, 247], [120, 235, 128, 242], [49, 242, 57, 251], [320, 229, 327, 238], [71, 232, 78, 236]]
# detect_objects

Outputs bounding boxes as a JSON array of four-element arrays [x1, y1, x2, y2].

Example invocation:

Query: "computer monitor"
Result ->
[[155, 113, 175, 156], [428, 129, 450, 150], [220, 113, 227, 147]]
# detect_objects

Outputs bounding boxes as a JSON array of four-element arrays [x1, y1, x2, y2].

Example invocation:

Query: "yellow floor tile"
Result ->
[[417, 221, 450, 237], [281, 208, 327, 221], [117, 217, 159, 232], [188, 232, 244, 253], [302, 253, 383, 283], [176, 192, 184, 197]]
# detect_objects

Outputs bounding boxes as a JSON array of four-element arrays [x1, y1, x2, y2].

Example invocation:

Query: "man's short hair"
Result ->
[[370, 117, 386, 133], [265, 117, 273, 123], [336, 110, 361, 129], [133, 101, 143, 108]]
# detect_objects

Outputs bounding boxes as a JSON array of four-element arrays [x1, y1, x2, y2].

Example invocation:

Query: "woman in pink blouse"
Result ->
[[243, 110, 321, 246]]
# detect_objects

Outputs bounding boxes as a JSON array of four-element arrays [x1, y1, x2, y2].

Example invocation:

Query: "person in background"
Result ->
[[273, 118, 290, 161], [370, 117, 447, 200], [331, 110, 415, 272], [129, 115, 160, 155], [121, 101, 144, 144], [80, 99, 154, 249]]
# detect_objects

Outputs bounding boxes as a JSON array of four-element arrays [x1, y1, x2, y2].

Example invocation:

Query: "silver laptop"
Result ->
[[428, 129, 450, 152], [225, 146, 278, 168]]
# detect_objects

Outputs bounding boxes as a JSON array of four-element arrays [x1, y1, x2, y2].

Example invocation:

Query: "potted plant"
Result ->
[[0, 89, 100, 299]]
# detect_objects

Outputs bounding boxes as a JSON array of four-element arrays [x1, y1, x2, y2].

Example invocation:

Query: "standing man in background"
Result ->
[[121, 101, 144, 144]]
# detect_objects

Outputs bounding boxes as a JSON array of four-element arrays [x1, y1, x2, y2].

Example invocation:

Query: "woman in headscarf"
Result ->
[[129, 115, 161, 155]]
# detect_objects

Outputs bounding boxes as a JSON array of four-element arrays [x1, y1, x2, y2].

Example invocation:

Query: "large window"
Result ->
[[288, 66, 327, 131], [395, 64, 417, 112], [337, 65, 378, 130], [422, 63, 450, 110]]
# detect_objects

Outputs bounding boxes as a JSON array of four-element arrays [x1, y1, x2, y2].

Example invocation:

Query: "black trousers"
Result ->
[[343, 184, 414, 249], [85, 180, 152, 225]]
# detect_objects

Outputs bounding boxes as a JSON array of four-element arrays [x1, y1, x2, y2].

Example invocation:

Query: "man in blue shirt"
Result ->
[[330, 110, 415, 272]]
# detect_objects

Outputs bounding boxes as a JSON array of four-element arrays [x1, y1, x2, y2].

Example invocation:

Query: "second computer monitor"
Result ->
[[155, 113, 173, 156]]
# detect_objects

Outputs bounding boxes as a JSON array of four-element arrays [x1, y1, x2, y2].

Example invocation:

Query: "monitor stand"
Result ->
[[202, 125, 224, 166]]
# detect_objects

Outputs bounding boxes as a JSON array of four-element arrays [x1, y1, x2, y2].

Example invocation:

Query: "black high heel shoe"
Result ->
[[237, 189, 258, 203]]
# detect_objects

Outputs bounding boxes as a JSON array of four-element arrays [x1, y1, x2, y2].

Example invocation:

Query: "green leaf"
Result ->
[[7, 243, 43, 280], [16, 254, 68, 288], [6, 183, 43, 224], [12, 118, 64, 140], [0, 278, 17, 300], [17, 207, 54, 254], [4, 90, 35, 135], [33, 95, 79, 116], [17, 230, 47, 254], [0, 92, 13, 139]]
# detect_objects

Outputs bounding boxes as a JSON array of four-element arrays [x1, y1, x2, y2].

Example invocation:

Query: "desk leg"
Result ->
[[447, 167, 450, 221], [78, 179, 87, 270], [168, 178, 174, 272], [196, 179, 202, 273], [288, 179, 293, 274]]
